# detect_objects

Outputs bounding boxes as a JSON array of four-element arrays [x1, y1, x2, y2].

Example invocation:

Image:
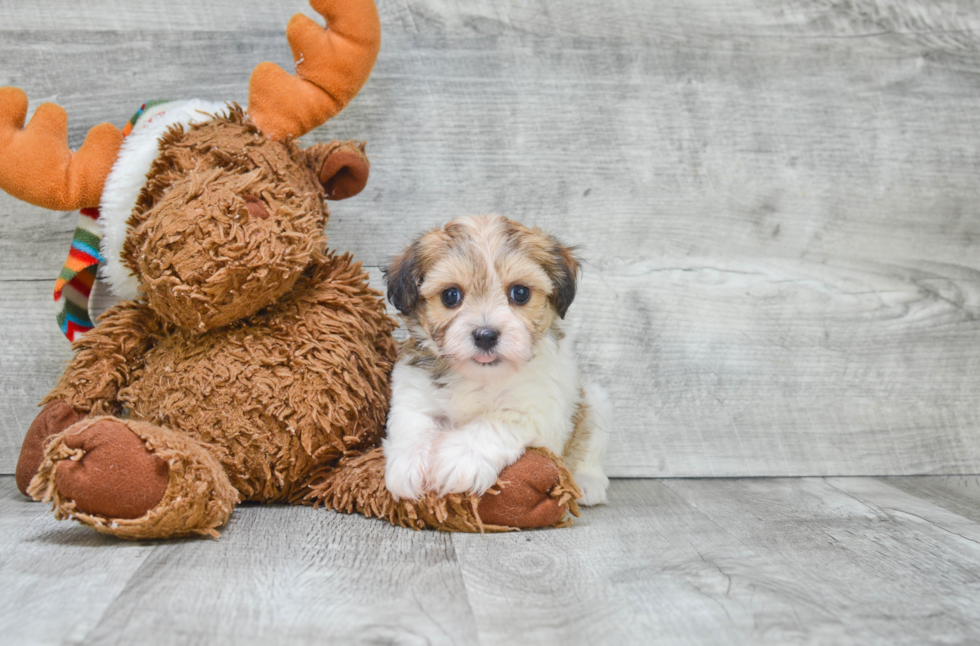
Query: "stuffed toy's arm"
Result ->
[[16, 301, 168, 495], [42, 301, 168, 415], [302, 446, 581, 531]]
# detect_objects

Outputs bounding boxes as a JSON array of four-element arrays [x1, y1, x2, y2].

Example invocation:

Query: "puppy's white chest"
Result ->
[[440, 381, 529, 426], [437, 343, 580, 450]]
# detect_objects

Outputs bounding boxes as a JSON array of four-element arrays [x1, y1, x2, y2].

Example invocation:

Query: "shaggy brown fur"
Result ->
[[23, 114, 581, 539], [44, 251, 397, 505], [23, 110, 402, 537], [122, 253, 397, 502], [561, 391, 594, 475], [302, 446, 580, 532], [123, 108, 339, 332], [30, 416, 238, 539]]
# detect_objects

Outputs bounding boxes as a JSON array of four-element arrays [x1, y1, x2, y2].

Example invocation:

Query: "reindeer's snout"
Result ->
[[243, 194, 270, 220]]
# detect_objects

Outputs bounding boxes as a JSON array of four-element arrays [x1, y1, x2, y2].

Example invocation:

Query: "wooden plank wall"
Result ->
[[1, 0, 978, 476]]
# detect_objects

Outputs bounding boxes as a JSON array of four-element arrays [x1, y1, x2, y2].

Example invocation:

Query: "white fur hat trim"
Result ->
[[98, 99, 229, 300]]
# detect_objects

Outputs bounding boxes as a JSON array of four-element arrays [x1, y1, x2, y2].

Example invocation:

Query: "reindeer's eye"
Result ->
[[509, 285, 530, 305], [441, 287, 462, 308]]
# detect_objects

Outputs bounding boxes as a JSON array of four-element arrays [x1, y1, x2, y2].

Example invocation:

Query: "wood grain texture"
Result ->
[[453, 479, 853, 645], [1, 0, 979, 476], [0, 0, 314, 32], [829, 476, 980, 544], [454, 475, 980, 645], [663, 477, 980, 643], [0, 480, 157, 645], [4, 20, 979, 268], [7, 475, 980, 645], [573, 257, 980, 476], [882, 475, 980, 525], [0, 477, 478, 645], [0, 280, 73, 470], [5, 0, 979, 43], [81, 507, 478, 646]]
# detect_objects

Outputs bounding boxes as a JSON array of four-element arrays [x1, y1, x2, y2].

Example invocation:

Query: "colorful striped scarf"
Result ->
[[53, 102, 164, 341], [53, 207, 103, 340]]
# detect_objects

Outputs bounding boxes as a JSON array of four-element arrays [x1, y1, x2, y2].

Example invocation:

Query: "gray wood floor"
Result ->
[[4, 474, 980, 645]]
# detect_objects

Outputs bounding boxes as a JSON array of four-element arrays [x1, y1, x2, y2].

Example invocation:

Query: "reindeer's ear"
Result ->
[[384, 241, 424, 316], [304, 140, 370, 200], [545, 239, 580, 319]]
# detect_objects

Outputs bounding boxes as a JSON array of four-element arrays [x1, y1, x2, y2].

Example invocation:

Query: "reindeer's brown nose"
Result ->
[[243, 194, 269, 219]]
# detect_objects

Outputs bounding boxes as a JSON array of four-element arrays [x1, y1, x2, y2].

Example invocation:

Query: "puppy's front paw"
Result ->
[[383, 446, 429, 501], [575, 469, 609, 506], [429, 435, 500, 497]]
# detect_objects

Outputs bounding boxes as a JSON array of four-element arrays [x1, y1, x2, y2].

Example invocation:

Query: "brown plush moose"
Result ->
[[0, 0, 580, 539]]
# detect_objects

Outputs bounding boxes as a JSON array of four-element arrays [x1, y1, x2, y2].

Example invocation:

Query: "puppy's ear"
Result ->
[[546, 239, 580, 319], [384, 241, 423, 316]]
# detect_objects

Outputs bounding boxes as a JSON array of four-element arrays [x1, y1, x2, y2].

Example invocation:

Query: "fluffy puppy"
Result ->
[[382, 215, 610, 506]]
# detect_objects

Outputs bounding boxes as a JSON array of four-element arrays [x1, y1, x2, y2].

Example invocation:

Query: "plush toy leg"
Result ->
[[28, 417, 239, 539], [476, 450, 581, 528], [299, 446, 581, 532], [15, 400, 81, 496]]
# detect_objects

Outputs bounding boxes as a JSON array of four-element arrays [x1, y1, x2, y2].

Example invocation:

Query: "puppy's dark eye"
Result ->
[[441, 287, 462, 308], [509, 285, 531, 305]]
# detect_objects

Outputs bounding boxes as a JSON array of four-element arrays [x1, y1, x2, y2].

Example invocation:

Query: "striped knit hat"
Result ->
[[55, 99, 228, 340]]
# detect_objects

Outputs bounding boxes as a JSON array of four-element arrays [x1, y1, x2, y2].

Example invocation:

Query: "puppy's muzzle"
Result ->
[[473, 327, 500, 351]]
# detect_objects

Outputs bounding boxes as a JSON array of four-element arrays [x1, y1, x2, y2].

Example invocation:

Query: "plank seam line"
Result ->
[[72, 541, 161, 641], [450, 533, 493, 646], [824, 478, 980, 542]]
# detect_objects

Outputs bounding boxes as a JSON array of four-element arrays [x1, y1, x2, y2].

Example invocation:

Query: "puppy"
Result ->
[[381, 215, 610, 506]]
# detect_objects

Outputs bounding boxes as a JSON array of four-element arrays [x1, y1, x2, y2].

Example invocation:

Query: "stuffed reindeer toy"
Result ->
[[0, 0, 581, 538]]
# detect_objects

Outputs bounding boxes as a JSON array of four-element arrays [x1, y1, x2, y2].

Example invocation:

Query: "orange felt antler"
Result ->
[[0, 87, 123, 211], [248, 0, 381, 141]]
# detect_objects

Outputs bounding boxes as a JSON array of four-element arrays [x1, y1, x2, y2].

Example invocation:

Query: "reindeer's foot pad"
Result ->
[[477, 447, 582, 529], [28, 417, 239, 540], [16, 400, 81, 496], [301, 446, 580, 532]]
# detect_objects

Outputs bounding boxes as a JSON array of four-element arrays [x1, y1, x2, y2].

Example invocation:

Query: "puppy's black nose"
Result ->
[[473, 327, 500, 351]]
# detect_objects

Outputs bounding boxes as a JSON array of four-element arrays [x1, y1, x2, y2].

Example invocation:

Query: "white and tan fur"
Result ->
[[382, 215, 610, 505]]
